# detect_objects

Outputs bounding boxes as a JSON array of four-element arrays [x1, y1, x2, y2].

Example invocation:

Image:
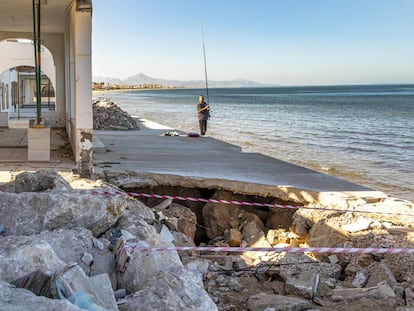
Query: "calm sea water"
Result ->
[[101, 85, 414, 202]]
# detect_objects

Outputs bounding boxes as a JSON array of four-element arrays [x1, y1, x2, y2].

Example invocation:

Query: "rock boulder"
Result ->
[[0, 236, 67, 283], [0, 191, 126, 237]]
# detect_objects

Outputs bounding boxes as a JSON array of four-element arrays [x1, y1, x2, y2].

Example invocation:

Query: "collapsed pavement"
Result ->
[[1, 169, 414, 311]]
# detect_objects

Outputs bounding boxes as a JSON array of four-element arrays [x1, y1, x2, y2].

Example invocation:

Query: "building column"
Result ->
[[69, 2, 93, 176]]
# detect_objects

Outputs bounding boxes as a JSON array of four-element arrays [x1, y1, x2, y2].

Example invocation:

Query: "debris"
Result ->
[[352, 270, 369, 288], [153, 198, 172, 210], [93, 100, 139, 131], [247, 293, 311, 311], [328, 254, 339, 264], [81, 252, 94, 266], [224, 228, 242, 246], [2, 169, 414, 311], [342, 217, 372, 233], [331, 282, 396, 302], [11, 270, 54, 298], [162, 131, 179, 136]]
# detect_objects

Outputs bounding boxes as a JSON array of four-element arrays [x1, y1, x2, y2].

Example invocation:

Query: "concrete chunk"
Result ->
[[89, 274, 118, 311], [247, 293, 310, 311], [285, 269, 319, 299], [224, 228, 242, 246]]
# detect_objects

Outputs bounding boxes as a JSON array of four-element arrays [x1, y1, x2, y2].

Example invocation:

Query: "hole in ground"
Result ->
[[121, 185, 298, 246]]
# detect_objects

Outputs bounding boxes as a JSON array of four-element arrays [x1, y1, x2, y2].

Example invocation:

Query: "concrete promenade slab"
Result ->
[[0, 119, 386, 203], [93, 117, 385, 203]]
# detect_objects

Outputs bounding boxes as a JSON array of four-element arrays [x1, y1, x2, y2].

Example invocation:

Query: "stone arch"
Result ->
[[41, 83, 55, 97], [0, 38, 57, 112]]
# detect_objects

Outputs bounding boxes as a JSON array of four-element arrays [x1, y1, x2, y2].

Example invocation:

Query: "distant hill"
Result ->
[[93, 72, 268, 88]]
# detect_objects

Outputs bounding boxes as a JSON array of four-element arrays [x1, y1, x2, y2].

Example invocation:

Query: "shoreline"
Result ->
[[92, 98, 398, 208], [99, 89, 414, 204], [92, 87, 191, 96]]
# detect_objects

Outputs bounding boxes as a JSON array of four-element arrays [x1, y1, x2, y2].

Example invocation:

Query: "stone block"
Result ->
[[28, 151, 50, 161], [27, 139, 50, 151], [224, 228, 241, 246], [28, 127, 50, 139], [28, 127, 50, 161], [285, 269, 319, 299]]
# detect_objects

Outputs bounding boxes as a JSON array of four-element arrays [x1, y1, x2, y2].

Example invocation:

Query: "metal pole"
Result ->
[[36, 0, 42, 124], [32, 0, 42, 125], [32, 0, 38, 108], [17, 68, 20, 119], [48, 79, 50, 108]]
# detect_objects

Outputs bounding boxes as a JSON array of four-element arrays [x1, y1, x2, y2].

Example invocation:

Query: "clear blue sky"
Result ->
[[92, 0, 414, 86]]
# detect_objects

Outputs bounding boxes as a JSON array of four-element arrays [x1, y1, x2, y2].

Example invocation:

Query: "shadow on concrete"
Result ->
[[0, 128, 75, 184]]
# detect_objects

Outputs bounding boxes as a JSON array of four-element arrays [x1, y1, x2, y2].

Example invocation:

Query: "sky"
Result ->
[[92, 0, 414, 86]]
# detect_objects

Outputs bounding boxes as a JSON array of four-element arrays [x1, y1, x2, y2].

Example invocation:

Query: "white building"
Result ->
[[0, 0, 93, 174]]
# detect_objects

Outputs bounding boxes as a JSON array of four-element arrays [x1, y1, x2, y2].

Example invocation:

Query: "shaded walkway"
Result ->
[[0, 128, 75, 184]]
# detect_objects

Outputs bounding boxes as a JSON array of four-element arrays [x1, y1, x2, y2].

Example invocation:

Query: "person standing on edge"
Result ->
[[196, 95, 210, 136]]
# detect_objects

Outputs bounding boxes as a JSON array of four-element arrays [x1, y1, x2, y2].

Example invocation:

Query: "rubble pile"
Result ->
[[118, 179, 414, 311], [1, 169, 414, 310], [93, 99, 140, 131], [0, 170, 215, 311]]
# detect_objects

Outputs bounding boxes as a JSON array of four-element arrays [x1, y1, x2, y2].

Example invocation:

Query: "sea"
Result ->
[[99, 84, 414, 202]]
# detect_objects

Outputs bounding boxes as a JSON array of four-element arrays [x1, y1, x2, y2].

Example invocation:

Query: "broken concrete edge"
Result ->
[[97, 169, 391, 209]]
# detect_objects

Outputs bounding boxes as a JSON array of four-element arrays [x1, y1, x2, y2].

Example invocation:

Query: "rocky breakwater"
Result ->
[[0, 170, 216, 311]]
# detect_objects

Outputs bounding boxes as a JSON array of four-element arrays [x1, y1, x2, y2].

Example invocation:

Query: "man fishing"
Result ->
[[196, 95, 210, 136]]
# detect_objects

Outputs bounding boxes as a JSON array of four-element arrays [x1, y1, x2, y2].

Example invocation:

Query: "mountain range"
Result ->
[[93, 73, 269, 88]]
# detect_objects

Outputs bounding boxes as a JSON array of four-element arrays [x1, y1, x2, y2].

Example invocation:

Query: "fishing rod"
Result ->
[[202, 28, 209, 104]]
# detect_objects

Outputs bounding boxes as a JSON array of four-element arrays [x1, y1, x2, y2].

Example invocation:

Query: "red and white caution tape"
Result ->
[[89, 189, 414, 218], [129, 245, 414, 255], [114, 231, 414, 273], [114, 239, 414, 273], [115, 240, 414, 273]]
